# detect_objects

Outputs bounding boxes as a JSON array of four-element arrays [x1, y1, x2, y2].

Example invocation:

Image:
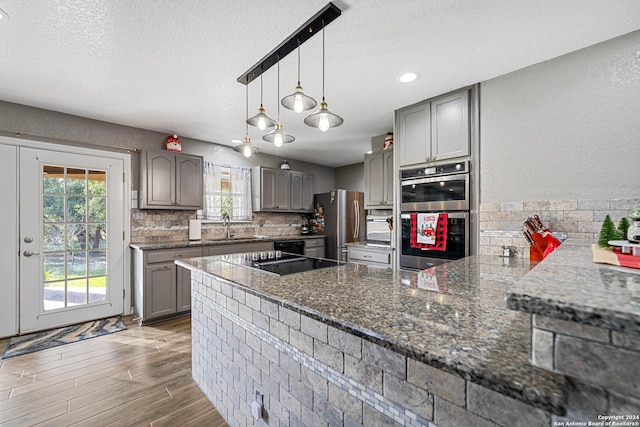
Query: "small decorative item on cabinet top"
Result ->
[[280, 160, 290, 170], [383, 132, 393, 150], [165, 134, 182, 152]]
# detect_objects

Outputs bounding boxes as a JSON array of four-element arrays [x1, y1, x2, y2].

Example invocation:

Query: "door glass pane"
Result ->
[[67, 278, 87, 306], [42, 165, 109, 311], [43, 166, 64, 194], [43, 195, 65, 222], [67, 251, 87, 278], [66, 168, 86, 195], [88, 170, 106, 195], [43, 223, 65, 252], [88, 197, 106, 222], [66, 224, 87, 250], [67, 196, 87, 222], [88, 224, 107, 249]]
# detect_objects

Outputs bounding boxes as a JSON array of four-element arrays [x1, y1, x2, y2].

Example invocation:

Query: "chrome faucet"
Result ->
[[222, 213, 232, 239]]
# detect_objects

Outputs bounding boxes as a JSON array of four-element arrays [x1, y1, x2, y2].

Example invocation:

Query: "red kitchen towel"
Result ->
[[410, 213, 448, 251]]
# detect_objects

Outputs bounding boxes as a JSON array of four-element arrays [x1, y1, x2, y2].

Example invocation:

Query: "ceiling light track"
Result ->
[[236, 2, 341, 85]]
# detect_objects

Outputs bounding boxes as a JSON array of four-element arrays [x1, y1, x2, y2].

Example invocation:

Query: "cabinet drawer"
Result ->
[[348, 248, 391, 265], [205, 241, 274, 256], [146, 248, 203, 264], [304, 238, 325, 249]]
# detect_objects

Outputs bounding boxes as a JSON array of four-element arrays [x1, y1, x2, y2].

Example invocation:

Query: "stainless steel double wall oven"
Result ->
[[400, 161, 470, 270]]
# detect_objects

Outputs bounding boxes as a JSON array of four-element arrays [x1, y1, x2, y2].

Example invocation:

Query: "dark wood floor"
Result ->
[[0, 315, 228, 427]]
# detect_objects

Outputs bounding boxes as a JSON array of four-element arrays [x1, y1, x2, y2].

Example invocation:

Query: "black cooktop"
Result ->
[[242, 254, 343, 276]]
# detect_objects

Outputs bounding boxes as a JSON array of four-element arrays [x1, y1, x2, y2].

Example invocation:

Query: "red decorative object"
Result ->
[[166, 134, 182, 152]]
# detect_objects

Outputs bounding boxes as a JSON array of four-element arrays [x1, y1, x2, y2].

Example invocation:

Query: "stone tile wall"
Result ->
[[479, 197, 639, 258], [191, 271, 557, 427], [130, 209, 305, 244], [531, 314, 640, 423]]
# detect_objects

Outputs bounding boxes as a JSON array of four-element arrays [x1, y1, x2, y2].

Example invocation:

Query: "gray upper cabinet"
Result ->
[[252, 166, 314, 212], [364, 150, 394, 208], [139, 150, 203, 210], [397, 88, 469, 167]]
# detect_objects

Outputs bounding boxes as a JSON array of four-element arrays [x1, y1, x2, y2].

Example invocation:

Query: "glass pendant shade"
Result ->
[[246, 74, 275, 130], [233, 135, 261, 158], [263, 121, 294, 147], [304, 21, 342, 131], [304, 98, 343, 132], [282, 83, 317, 113], [281, 41, 317, 113], [247, 105, 275, 130]]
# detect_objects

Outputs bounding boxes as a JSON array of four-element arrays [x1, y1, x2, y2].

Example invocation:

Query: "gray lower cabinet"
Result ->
[[397, 88, 469, 167], [133, 247, 203, 324], [133, 241, 275, 324], [304, 237, 325, 258], [347, 245, 392, 267]]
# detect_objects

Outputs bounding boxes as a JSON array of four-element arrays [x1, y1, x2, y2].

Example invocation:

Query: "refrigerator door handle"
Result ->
[[353, 200, 359, 239]]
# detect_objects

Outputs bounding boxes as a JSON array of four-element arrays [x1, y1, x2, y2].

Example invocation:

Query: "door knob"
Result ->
[[24, 236, 33, 243], [23, 250, 40, 257]]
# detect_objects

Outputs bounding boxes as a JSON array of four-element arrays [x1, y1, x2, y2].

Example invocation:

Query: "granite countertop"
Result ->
[[130, 234, 326, 251], [507, 241, 640, 333], [177, 253, 567, 415]]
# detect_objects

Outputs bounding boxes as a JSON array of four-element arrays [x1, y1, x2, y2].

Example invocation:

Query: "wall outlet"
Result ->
[[252, 390, 264, 420]]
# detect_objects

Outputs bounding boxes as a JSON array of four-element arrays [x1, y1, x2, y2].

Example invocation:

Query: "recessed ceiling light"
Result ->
[[398, 72, 419, 83], [231, 139, 242, 144]]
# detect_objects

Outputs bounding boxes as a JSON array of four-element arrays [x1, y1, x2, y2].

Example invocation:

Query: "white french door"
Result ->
[[19, 147, 125, 333]]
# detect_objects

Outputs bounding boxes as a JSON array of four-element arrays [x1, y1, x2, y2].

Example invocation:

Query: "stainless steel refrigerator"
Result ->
[[314, 190, 365, 262]]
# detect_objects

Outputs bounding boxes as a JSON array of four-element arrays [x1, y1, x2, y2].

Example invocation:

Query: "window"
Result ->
[[199, 162, 252, 221]]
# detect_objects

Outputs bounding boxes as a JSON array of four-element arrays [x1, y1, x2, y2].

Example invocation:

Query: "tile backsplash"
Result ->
[[479, 197, 639, 258], [130, 209, 306, 244]]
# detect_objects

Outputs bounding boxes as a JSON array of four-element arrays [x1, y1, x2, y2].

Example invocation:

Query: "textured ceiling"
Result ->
[[0, 1, 639, 167]]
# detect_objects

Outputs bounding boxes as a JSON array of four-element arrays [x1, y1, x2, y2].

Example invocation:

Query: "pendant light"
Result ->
[[263, 57, 294, 148], [234, 85, 262, 158], [304, 20, 343, 132], [246, 73, 276, 131], [281, 40, 317, 113]]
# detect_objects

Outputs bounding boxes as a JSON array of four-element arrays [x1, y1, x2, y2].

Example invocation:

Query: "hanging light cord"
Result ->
[[321, 20, 325, 100], [297, 40, 301, 85], [245, 83, 249, 134], [277, 55, 281, 120], [260, 73, 264, 107]]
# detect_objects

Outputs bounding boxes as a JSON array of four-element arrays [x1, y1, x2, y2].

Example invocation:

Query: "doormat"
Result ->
[[1, 316, 126, 359]]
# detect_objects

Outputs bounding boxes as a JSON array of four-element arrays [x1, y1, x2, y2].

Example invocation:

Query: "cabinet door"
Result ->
[[260, 168, 277, 210], [431, 90, 469, 161], [176, 265, 191, 312], [290, 171, 304, 211], [364, 151, 384, 208], [275, 170, 290, 210], [302, 174, 314, 212], [383, 151, 394, 205], [176, 154, 203, 209], [304, 246, 325, 258], [397, 102, 431, 167], [144, 263, 177, 319], [146, 151, 175, 207]]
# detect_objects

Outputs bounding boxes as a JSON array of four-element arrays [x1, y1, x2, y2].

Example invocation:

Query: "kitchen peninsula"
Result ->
[[177, 241, 640, 426], [179, 251, 574, 427]]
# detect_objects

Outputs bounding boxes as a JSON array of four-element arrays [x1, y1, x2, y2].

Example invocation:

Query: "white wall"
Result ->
[[481, 30, 640, 203]]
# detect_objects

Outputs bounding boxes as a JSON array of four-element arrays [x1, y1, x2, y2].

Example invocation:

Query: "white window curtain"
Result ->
[[199, 162, 252, 221], [229, 166, 252, 220]]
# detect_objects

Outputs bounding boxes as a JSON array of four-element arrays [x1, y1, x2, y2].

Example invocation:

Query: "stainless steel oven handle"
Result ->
[[401, 212, 468, 219], [401, 174, 466, 186]]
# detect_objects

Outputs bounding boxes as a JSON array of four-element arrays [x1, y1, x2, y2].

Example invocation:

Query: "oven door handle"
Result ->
[[401, 174, 465, 186], [401, 212, 468, 219]]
